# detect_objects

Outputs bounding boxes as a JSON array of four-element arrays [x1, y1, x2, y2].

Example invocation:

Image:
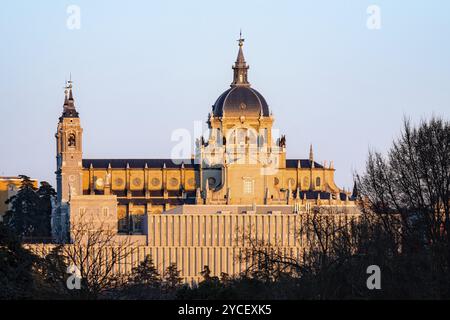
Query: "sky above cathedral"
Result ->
[[1, 0, 449, 189]]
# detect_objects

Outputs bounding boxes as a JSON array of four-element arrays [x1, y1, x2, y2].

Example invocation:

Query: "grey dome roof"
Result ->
[[212, 86, 270, 118]]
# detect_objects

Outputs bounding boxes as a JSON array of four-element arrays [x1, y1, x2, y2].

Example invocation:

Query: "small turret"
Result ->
[[351, 181, 358, 199], [309, 144, 314, 164]]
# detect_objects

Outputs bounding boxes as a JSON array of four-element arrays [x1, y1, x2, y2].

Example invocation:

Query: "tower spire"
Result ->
[[68, 79, 74, 101], [61, 76, 79, 119], [63, 86, 69, 106], [231, 31, 250, 87]]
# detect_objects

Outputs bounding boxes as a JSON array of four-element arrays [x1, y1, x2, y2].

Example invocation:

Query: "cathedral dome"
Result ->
[[212, 86, 270, 117], [212, 35, 270, 118]]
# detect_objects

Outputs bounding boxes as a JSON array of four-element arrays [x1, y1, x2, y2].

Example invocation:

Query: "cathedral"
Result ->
[[52, 37, 357, 278]]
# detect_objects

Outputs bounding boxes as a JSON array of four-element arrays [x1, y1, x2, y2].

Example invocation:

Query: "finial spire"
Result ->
[[231, 31, 250, 87], [309, 144, 314, 163], [63, 86, 69, 106], [67, 77, 74, 101], [238, 29, 244, 47], [351, 180, 358, 199]]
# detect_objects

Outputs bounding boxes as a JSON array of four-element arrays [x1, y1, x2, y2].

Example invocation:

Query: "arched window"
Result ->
[[118, 206, 128, 232], [303, 177, 309, 188], [132, 215, 143, 232], [316, 177, 321, 187], [68, 133, 76, 147], [247, 128, 258, 146], [237, 128, 247, 145], [229, 129, 237, 144], [258, 134, 265, 147], [228, 128, 257, 144], [216, 128, 221, 144], [207, 177, 216, 188]]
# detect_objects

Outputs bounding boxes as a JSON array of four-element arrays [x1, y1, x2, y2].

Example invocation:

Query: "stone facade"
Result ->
[[40, 204, 360, 283]]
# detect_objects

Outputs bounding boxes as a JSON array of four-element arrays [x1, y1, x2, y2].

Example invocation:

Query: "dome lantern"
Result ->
[[231, 32, 250, 87]]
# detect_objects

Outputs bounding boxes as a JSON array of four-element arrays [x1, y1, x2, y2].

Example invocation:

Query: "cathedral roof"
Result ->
[[298, 191, 351, 201], [82, 158, 322, 169], [212, 86, 270, 117], [212, 34, 270, 118], [82, 159, 199, 169], [285, 159, 323, 169]]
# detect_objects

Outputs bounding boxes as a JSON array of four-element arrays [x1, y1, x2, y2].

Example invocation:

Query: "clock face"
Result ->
[[69, 175, 76, 182]]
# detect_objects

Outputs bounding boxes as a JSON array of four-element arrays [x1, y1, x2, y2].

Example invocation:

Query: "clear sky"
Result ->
[[1, 0, 449, 189]]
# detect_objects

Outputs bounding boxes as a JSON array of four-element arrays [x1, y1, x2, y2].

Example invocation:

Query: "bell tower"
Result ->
[[55, 79, 83, 204]]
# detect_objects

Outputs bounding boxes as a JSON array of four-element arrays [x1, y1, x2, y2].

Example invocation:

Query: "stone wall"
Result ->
[[31, 207, 360, 283]]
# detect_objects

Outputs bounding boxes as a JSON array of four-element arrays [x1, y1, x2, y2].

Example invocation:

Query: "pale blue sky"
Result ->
[[1, 0, 449, 189]]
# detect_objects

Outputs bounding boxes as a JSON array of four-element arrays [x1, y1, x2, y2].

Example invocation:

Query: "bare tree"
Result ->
[[61, 210, 137, 299], [357, 117, 449, 261], [237, 207, 361, 288]]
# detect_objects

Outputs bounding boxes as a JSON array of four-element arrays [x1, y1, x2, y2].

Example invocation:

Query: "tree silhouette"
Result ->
[[4, 177, 55, 239], [36, 181, 56, 238], [4, 175, 39, 238], [129, 255, 160, 286], [162, 263, 182, 293], [0, 222, 39, 299]]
